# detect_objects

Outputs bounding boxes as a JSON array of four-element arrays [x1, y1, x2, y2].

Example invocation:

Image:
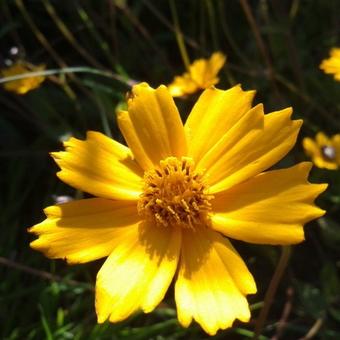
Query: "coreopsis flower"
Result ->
[[30, 83, 326, 335], [168, 52, 226, 97], [303, 132, 340, 170], [320, 48, 340, 81], [1, 61, 45, 94]]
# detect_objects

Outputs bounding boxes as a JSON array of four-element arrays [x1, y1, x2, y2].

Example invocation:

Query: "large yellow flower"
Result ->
[[30, 83, 326, 335], [1, 61, 45, 95], [303, 132, 340, 170], [320, 48, 340, 81], [168, 52, 226, 97]]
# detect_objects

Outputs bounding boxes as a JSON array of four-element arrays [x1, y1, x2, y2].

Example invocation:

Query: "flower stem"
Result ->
[[253, 246, 292, 339], [169, 0, 191, 70]]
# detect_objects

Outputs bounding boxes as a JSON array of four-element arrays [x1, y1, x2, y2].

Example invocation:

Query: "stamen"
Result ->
[[138, 157, 213, 229]]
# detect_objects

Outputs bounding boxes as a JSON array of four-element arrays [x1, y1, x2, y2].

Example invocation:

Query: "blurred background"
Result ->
[[1, 1, 340, 339]]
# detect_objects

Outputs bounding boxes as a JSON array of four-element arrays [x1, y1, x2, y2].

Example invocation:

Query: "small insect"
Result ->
[[125, 90, 135, 101]]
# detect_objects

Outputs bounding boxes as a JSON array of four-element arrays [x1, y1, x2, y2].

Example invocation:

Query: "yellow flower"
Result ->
[[168, 52, 226, 97], [320, 48, 340, 81], [303, 132, 340, 170], [29, 83, 326, 335], [1, 61, 46, 94]]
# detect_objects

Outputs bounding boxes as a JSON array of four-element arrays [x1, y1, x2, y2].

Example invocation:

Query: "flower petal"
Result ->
[[185, 85, 256, 162], [316, 132, 331, 146], [168, 73, 198, 97], [303, 137, 319, 157], [95, 222, 181, 323], [211, 163, 327, 245], [117, 83, 187, 170], [1, 62, 46, 94], [320, 48, 340, 79], [175, 228, 255, 336], [332, 134, 340, 164], [190, 52, 226, 87], [197, 103, 263, 181], [29, 198, 140, 263], [205, 107, 302, 193], [52, 131, 143, 200], [206, 52, 227, 80]]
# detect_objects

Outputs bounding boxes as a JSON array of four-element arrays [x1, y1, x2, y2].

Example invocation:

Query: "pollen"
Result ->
[[138, 157, 213, 228]]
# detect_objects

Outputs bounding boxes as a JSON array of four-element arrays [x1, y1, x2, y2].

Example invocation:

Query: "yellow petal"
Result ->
[[207, 107, 302, 193], [197, 103, 263, 181], [189, 52, 226, 87], [175, 228, 254, 336], [168, 73, 199, 97], [188, 59, 208, 86], [332, 134, 340, 165], [2, 62, 46, 95], [206, 52, 227, 80], [320, 49, 340, 80], [185, 85, 256, 162], [52, 131, 143, 200], [316, 132, 331, 146], [331, 134, 340, 145], [330, 48, 340, 58], [168, 52, 226, 97], [303, 137, 320, 158], [117, 83, 187, 170], [312, 155, 338, 170], [211, 162, 327, 245], [29, 198, 140, 264], [95, 222, 181, 323]]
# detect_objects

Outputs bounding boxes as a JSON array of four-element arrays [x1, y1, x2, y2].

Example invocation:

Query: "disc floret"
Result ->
[[138, 157, 213, 228]]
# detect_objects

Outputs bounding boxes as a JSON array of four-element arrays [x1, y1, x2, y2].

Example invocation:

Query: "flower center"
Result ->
[[138, 157, 213, 228], [321, 145, 336, 161]]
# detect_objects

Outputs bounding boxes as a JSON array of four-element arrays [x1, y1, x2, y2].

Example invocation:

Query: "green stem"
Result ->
[[205, 0, 219, 50], [16, 0, 66, 67], [218, 0, 251, 67], [0, 67, 134, 87], [76, 5, 115, 68], [42, 0, 103, 69], [169, 0, 191, 70], [253, 246, 292, 339], [239, 0, 280, 100], [93, 92, 113, 138]]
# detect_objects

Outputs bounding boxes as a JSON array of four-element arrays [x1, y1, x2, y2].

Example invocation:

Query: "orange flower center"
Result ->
[[138, 157, 213, 228]]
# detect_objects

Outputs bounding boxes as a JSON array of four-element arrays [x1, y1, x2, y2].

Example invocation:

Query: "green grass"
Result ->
[[1, 1, 340, 339]]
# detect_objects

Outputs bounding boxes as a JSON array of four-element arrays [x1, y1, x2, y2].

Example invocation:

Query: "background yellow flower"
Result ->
[[168, 52, 226, 97], [320, 48, 340, 81], [1, 61, 46, 95], [303, 132, 340, 169]]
